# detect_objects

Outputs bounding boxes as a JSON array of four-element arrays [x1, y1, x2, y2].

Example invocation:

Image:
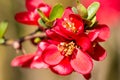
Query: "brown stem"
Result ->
[[2, 29, 46, 54]]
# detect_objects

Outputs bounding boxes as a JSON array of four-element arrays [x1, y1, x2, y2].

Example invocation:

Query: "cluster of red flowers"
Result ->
[[11, 0, 110, 79]]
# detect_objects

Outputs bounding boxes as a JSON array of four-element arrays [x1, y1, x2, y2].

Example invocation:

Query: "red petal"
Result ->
[[50, 57, 73, 75], [26, 0, 43, 11], [90, 43, 107, 61], [62, 7, 73, 18], [31, 56, 49, 68], [69, 14, 84, 33], [42, 45, 64, 65], [83, 73, 91, 80], [96, 24, 110, 42], [11, 54, 34, 67], [36, 41, 50, 56], [70, 49, 93, 74], [88, 24, 110, 42], [46, 29, 67, 42], [37, 4, 51, 17], [76, 34, 92, 51], [88, 30, 99, 42], [15, 12, 39, 25]]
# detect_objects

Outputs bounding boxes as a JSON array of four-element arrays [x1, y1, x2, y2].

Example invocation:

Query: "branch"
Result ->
[[2, 29, 46, 54]]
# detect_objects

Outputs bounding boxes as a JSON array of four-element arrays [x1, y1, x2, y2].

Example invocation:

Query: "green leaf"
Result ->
[[90, 16, 97, 27], [76, 1, 88, 18], [0, 38, 5, 44], [37, 9, 49, 22], [38, 18, 47, 28], [49, 4, 64, 21], [87, 2, 100, 20], [72, 7, 78, 14], [0, 21, 8, 38]]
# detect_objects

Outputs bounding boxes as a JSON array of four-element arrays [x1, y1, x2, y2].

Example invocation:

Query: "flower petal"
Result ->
[[90, 43, 107, 61], [62, 7, 73, 18], [88, 30, 99, 42], [11, 54, 34, 67], [83, 73, 91, 80], [15, 12, 39, 25], [50, 57, 73, 75], [26, 0, 43, 11], [37, 4, 51, 17], [43, 44, 64, 65], [88, 24, 110, 42], [70, 49, 93, 74], [46, 29, 67, 42], [76, 34, 92, 52], [69, 14, 84, 33], [36, 41, 50, 56], [31, 56, 49, 69], [95, 24, 110, 42]]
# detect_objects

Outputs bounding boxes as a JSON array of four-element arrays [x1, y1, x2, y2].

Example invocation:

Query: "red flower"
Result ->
[[11, 41, 50, 69], [50, 8, 84, 40], [15, 0, 51, 25], [11, 5, 110, 80], [42, 41, 93, 75]]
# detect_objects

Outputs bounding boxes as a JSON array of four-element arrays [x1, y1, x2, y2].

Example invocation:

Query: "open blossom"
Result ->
[[11, 6, 110, 80], [15, 0, 51, 25]]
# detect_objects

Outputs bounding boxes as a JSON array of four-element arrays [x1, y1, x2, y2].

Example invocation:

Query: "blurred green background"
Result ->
[[0, 0, 120, 80]]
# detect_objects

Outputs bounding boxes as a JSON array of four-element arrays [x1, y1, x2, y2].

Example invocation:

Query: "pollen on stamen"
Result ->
[[58, 42, 76, 56], [62, 18, 78, 33]]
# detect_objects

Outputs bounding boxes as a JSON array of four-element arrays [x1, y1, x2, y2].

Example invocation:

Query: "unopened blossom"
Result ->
[[15, 0, 51, 25]]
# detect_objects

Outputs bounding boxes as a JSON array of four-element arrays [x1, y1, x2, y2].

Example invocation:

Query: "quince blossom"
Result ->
[[11, 1, 110, 80], [15, 0, 51, 25]]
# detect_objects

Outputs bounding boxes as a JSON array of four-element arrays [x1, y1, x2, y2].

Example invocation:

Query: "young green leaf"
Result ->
[[49, 4, 64, 21], [72, 7, 78, 14], [0, 21, 8, 38], [87, 2, 100, 20], [38, 18, 47, 28], [37, 9, 50, 22], [90, 16, 97, 27], [76, 1, 88, 18]]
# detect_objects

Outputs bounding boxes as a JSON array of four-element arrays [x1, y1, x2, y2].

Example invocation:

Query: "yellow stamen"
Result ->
[[62, 18, 77, 33], [58, 42, 76, 56]]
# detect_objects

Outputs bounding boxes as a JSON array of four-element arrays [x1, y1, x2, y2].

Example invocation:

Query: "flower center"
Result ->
[[62, 18, 77, 33], [58, 42, 76, 56]]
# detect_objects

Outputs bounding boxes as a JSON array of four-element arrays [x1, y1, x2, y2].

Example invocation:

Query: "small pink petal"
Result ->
[[36, 41, 50, 56], [76, 34, 92, 51], [11, 54, 34, 67], [83, 73, 91, 80], [50, 57, 73, 75], [31, 56, 49, 69], [37, 4, 51, 17], [88, 30, 99, 42], [46, 29, 67, 42], [15, 12, 39, 25], [95, 24, 110, 42], [70, 49, 93, 74], [90, 43, 107, 61], [26, 0, 43, 11], [42, 45, 64, 65], [62, 7, 73, 18]]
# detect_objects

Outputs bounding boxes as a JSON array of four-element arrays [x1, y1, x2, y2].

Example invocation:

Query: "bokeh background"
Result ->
[[0, 0, 120, 80]]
